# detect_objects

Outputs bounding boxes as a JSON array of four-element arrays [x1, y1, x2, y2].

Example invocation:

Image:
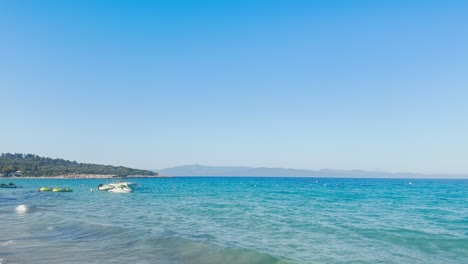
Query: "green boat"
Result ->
[[39, 187, 54, 192], [52, 187, 73, 192], [0, 182, 18, 188]]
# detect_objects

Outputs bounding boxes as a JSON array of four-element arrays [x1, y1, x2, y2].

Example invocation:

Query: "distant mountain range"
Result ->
[[157, 164, 468, 179]]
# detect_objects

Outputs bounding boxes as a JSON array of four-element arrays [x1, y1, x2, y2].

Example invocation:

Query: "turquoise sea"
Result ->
[[0, 177, 467, 264]]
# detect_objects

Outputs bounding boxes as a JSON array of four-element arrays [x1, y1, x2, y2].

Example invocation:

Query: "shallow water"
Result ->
[[1, 177, 467, 263]]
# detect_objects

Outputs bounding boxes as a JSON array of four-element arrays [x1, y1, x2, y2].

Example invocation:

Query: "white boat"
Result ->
[[108, 186, 133, 193], [97, 182, 138, 191], [97, 184, 114, 191]]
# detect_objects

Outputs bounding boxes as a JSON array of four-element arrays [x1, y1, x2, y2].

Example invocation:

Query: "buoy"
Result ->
[[15, 205, 30, 214], [90, 188, 93, 192]]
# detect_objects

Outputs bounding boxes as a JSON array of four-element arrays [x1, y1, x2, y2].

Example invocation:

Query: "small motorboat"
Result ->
[[97, 184, 114, 191], [0, 182, 18, 188], [97, 182, 138, 191], [108, 186, 133, 193]]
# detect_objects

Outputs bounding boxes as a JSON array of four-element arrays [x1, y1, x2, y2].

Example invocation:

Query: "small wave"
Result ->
[[47, 219, 284, 263], [0, 240, 15, 247], [4, 216, 291, 264], [49, 221, 139, 242], [134, 235, 291, 264]]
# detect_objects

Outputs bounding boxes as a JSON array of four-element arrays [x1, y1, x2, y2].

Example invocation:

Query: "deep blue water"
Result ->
[[1, 177, 467, 263]]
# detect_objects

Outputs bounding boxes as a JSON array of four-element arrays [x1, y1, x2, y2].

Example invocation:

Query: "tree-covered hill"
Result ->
[[0, 153, 158, 177]]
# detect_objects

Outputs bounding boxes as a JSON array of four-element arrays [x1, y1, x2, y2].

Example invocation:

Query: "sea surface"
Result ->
[[0, 177, 467, 264]]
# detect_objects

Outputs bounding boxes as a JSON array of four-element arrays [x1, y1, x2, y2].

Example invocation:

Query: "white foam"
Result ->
[[15, 204, 30, 214], [0, 240, 15, 246]]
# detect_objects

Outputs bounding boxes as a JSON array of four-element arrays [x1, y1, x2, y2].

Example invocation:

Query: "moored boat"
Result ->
[[97, 184, 114, 191], [108, 186, 133, 193], [52, 187, 73, 192], [97, 182, 138, 191], [0, 182, 18, 188]]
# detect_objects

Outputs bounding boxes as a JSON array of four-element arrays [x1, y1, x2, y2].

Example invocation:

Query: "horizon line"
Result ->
[[157, 164, 468, 177]]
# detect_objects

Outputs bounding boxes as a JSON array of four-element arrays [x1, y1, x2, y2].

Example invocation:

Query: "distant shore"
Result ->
[[1, 174, 165, 179]]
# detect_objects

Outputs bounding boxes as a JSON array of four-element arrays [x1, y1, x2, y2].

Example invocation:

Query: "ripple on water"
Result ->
[[0, 178, 467, 264]]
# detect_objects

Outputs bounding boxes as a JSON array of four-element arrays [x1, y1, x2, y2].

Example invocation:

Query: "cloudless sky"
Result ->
[[1, 0, 467, 174]]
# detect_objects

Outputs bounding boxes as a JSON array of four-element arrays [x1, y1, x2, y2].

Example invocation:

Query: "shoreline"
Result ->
[[1, 174, 165, 179]]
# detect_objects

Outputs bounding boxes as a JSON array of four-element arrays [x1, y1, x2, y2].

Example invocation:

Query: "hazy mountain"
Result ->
[[157, 165, 467, 179]]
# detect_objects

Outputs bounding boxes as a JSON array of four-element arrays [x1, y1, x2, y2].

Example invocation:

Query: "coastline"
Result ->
[[1, 174, 164, 179]]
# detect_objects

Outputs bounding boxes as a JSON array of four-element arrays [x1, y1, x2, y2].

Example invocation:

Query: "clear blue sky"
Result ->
[[1, 0, 467, 174]]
